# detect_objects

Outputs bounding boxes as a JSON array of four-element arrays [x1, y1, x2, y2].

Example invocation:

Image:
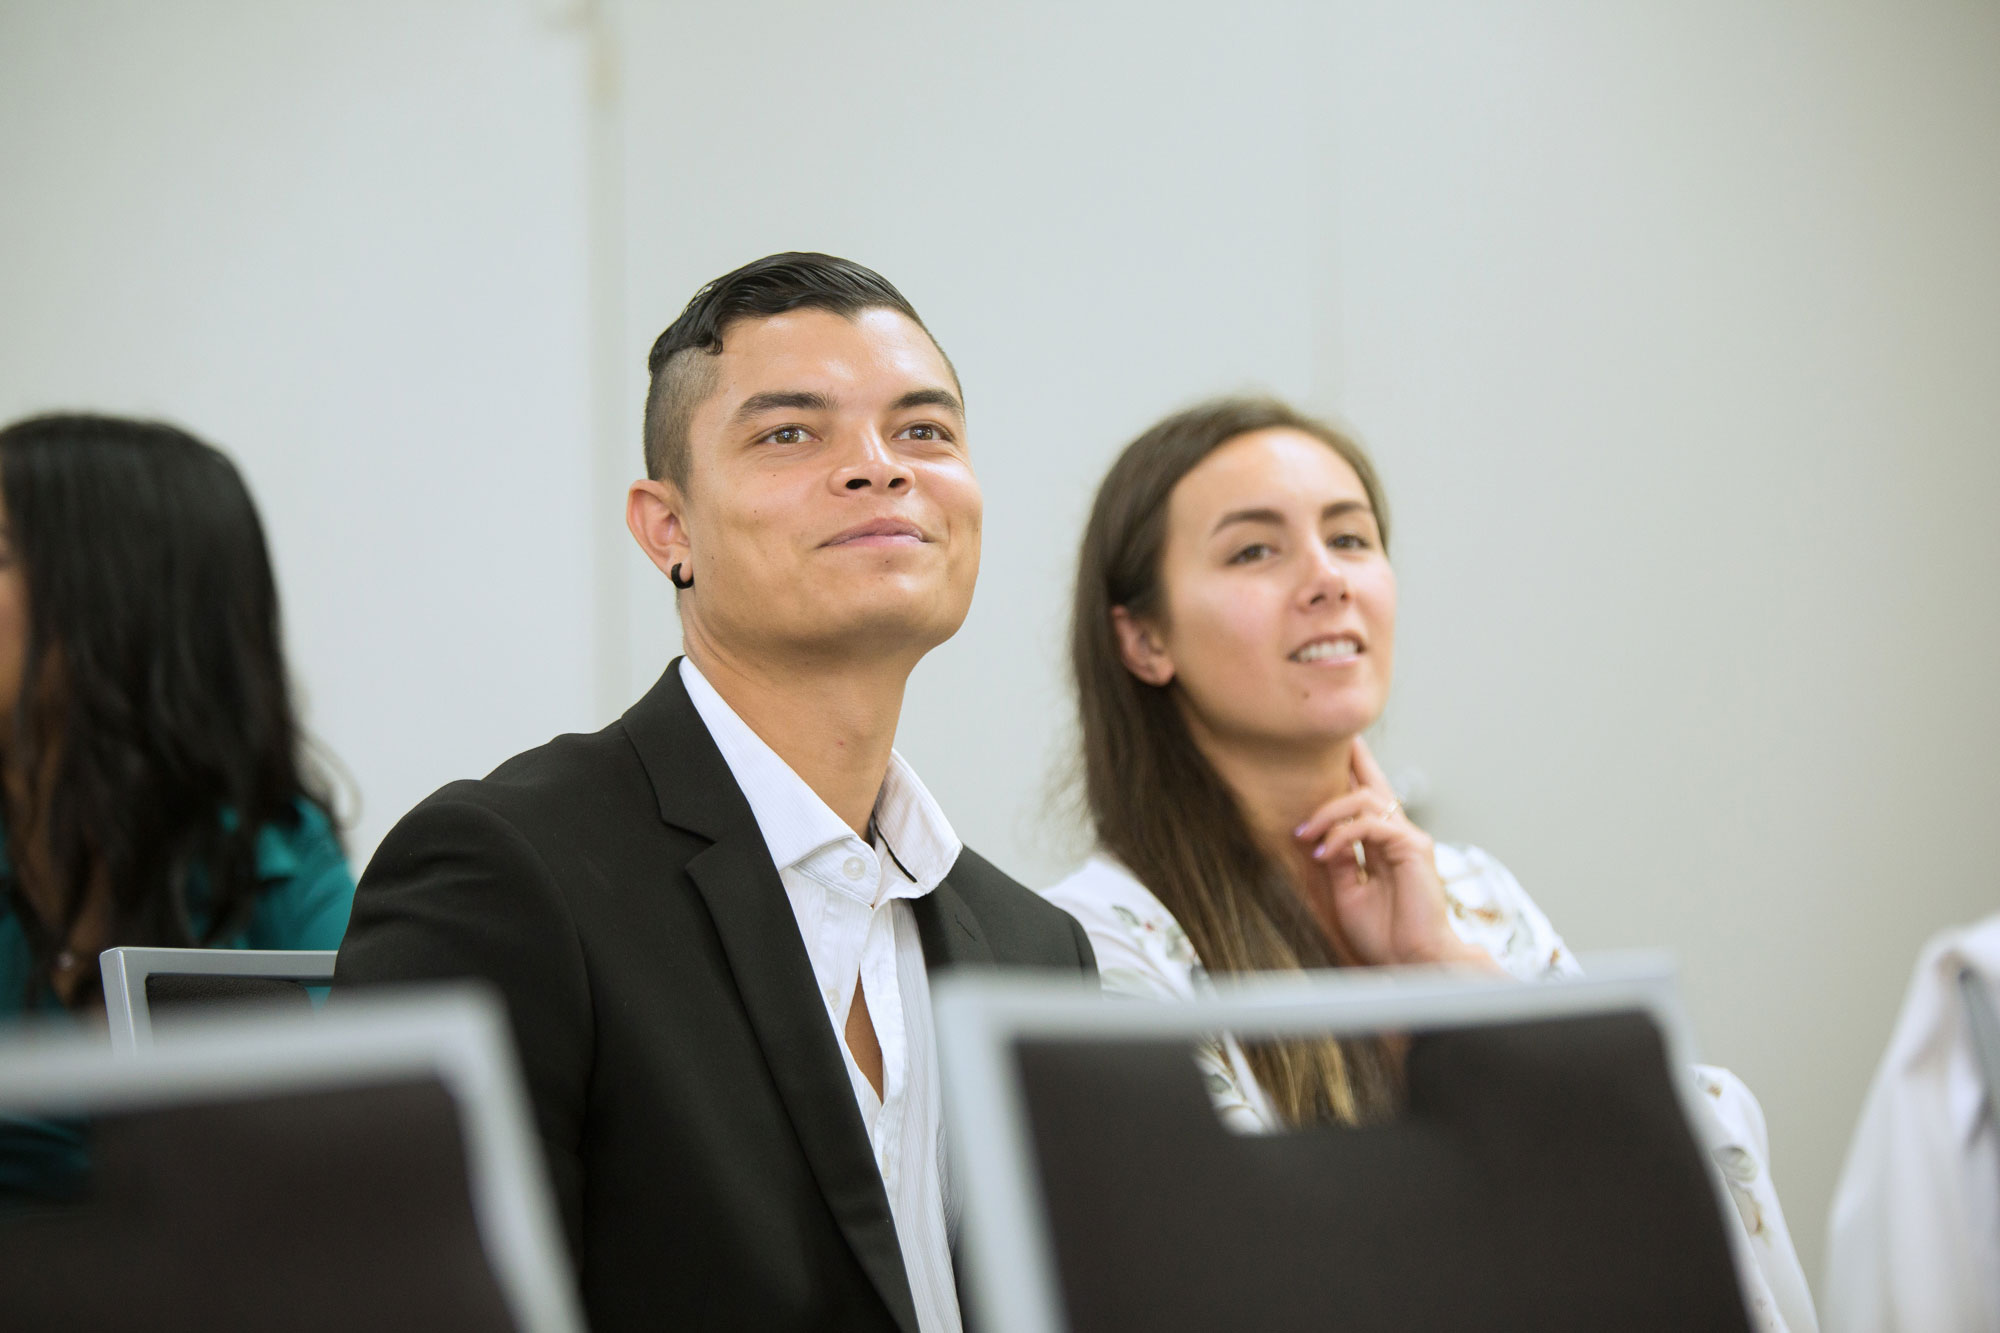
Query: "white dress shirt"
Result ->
[[680, 659, 963, 1333], [1824, 913, 2000, 1333]]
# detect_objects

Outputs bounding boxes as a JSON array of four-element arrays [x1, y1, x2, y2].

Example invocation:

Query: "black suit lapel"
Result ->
[[913, 869, 996, 972], [913, 864, 1000, 1333], [624, 662, 921, 1333], [683, 841, 920, 1333]]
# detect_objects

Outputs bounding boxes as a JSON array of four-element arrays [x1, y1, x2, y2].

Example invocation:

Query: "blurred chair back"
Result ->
[[99, 946, 337, 1053], [0, 986, 583, 1333], [938, 957, 1752, 1333]]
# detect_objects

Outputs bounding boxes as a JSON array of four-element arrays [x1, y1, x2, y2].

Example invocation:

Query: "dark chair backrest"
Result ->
[[0, 1076, 519, 1332], [1015, 1010, 1752, 1333], [145, 971, 315, 1019]]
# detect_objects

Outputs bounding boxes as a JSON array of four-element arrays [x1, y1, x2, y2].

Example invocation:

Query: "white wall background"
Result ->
[[0, 0, 601, 858], [6, 0, 1997, 1290]]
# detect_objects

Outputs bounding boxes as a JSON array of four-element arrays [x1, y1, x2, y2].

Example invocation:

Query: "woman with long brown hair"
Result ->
[[1043, 397, 1815, 1332]]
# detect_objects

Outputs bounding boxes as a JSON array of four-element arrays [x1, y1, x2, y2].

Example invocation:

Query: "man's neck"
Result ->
[[683, 635, 912, 837]]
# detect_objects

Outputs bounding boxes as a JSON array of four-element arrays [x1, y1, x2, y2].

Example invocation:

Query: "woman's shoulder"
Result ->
[[245, 799, 354, 951], [1043, 853, 1162, 919], [251, 798, 343, 869], [1042, 855, 1203, 1001]]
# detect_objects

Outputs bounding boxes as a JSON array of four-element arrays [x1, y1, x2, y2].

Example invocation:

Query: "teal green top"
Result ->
[[0, 800, 355, 1019]]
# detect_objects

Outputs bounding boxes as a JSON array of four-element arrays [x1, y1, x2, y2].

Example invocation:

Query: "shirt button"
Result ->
[[842, 856, 866, 881]]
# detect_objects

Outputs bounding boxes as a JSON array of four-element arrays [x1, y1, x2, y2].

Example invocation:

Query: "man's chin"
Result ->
[[779, 591, 970, 661]]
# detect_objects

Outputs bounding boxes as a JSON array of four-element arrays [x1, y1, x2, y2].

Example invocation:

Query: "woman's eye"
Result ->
[[1228, 542, 1274, 564], [1329, 532, 1373, 551]]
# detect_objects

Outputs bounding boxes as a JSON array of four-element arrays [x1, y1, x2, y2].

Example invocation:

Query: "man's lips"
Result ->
[[822, 518, 927, 547]]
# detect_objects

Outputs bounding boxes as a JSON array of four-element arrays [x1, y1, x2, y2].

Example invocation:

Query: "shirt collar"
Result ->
[[678, 658, 961, 894]]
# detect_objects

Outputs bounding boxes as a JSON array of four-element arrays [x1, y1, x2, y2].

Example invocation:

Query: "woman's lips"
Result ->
[[1290, 634, 1363, 664]]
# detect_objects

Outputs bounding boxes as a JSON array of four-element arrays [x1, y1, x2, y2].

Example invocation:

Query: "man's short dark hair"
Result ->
[[642, 252, 953, 486]]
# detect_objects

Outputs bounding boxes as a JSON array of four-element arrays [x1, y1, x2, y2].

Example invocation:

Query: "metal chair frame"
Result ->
[[0, 984, 585, 1333], [98, 946, 338, 1055]]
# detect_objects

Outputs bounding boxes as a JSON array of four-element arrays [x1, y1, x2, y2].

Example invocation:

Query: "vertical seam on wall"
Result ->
[[582, 0, 631, 719]]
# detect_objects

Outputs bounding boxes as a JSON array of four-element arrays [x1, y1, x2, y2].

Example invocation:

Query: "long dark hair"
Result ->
[[0, 414, 335, 1006], [1072, 396, 1400, 1126]]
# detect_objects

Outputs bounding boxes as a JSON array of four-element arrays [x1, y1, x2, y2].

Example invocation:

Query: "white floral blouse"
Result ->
[[1042, 848, 1818, 1333]]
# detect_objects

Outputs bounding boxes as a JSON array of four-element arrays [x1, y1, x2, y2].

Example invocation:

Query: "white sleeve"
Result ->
[[1690, 1065, 1820, 1333], [1434, 843, 1581, 980]]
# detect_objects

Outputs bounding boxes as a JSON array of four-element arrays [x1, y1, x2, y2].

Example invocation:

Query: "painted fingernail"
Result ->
[[1294, 823, 1311, 838], [1311, 843, 1329, 860]]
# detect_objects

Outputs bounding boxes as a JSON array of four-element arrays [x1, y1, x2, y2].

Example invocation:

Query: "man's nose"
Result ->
[[830, 428, 915, 494]]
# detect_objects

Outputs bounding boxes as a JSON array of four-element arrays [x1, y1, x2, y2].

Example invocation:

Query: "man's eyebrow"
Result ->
[[731, 390, 835, 423], [890, 387, 964, 416], [1210, 499, 1373, 535]]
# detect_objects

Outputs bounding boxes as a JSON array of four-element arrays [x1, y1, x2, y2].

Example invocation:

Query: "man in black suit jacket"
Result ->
[[336, 253, 1095, 1333]]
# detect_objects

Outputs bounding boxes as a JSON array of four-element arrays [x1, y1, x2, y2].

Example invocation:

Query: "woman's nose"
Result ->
[[1299, 543, 1349, 606]]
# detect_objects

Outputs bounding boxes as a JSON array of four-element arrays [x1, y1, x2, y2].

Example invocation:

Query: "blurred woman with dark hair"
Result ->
[[0, 413, 352, 1017], [1044, 397, 1816, 1332]]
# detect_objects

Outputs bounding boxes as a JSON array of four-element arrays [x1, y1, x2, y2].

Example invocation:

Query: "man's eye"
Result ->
[[763, 426, 807, 445], [1228, 543, 1274, 564], [898, 422, 950, 442]]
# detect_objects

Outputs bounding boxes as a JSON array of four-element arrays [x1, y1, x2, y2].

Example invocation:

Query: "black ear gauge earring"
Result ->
[[670, 563, 694, 590]]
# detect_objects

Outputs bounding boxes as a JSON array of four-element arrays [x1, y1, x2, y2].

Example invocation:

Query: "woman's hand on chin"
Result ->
[[1293, 737, 1503, 975]]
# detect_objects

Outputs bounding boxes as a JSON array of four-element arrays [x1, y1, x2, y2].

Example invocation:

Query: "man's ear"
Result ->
[[1110, 606, 1175, 686], [627, 479, 691, 586]]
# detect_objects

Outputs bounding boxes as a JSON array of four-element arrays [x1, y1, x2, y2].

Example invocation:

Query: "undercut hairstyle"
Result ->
[[1072, 396, 1398, 1128], [0, 413, 339, 1007], [642, 251, 952, 487]]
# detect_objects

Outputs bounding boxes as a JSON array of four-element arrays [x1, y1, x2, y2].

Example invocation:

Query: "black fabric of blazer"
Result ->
[[333, 661, 1097, 1333]]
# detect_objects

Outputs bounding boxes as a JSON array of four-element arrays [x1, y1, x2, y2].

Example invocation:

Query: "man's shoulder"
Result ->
[[483, 722, 640, 793], [946, 845, 1094, 970], [945, 844, 1041, 907], [352, 716, 702, 952], [397, 721, 653, 843]]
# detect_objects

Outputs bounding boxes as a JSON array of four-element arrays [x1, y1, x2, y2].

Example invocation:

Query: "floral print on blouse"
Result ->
[[1042, 847, 1818, 1333]]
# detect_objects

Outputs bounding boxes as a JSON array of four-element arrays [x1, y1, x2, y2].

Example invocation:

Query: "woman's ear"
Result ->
[[1110, 606, 1175, 686]]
